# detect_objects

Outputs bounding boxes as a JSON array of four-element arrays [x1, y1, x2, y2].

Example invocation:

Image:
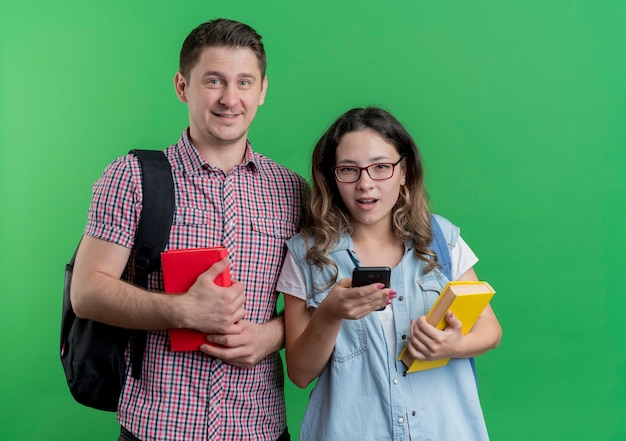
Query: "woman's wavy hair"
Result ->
[[302, 107, 439, 285]]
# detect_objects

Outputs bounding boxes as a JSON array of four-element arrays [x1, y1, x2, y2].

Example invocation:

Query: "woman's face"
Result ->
[[334, 129, 406, 232]]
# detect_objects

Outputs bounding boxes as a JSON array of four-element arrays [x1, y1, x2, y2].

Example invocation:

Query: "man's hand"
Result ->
[[200, 316, 284, 369], [176, 257, 247, 335]]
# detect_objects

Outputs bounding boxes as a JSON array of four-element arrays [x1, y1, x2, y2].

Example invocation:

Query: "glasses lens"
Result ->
[[335, 167, 360, 182], [367, 163, 394, 180]]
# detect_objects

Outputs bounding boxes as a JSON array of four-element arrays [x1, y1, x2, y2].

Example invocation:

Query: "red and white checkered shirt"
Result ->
[[85, 129, 308, 441]]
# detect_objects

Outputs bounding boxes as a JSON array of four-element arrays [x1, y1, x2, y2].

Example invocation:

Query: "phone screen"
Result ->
[[351, 266, 391, 311]]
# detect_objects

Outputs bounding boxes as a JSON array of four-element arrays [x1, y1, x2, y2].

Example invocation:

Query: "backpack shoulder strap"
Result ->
[[430, 214, 451, 279], [130, 149, 175, 285], [128, 149, 175, 379], [430, 214, 479, 384]]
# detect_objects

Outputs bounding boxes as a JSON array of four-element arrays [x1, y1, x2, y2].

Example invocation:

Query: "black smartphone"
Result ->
[[351, 266, 392, 311]]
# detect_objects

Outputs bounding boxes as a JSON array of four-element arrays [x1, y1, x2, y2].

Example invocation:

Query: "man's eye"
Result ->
[[240, 80, 251, 87]]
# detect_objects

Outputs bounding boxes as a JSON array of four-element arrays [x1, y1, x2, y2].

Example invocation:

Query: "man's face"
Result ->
[[175, 46, 267, 150]]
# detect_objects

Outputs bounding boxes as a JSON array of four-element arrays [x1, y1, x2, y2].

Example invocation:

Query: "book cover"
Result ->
[[398, 281, 495, 373], [161, 247, 231, 351]]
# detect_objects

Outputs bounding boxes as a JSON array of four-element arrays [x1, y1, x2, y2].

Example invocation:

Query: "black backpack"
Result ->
[[60, 149, 175, 411]]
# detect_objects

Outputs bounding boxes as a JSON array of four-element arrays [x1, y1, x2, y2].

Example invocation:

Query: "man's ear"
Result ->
[[174, 72, 188, 103], [259, 76, 268, 106]]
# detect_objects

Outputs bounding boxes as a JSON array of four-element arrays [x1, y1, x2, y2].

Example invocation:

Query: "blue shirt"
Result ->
[[285, 215, 490, 441]]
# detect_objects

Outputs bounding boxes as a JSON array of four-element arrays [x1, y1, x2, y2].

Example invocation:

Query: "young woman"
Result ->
[[277, 107, 502, 440]]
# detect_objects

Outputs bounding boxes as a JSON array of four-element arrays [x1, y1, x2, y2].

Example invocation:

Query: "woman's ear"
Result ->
[[400, 159, 407, 185]]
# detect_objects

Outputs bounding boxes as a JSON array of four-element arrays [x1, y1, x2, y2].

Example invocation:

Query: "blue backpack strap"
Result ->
[[430, 215, 478, 385], [430, 215, 451, 280]]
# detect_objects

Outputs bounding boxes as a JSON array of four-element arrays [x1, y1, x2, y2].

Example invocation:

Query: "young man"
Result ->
[[71, 19, 308, 441]]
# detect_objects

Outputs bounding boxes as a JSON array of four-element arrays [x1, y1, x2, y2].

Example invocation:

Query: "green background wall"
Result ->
[[1, 0, 624, 439]]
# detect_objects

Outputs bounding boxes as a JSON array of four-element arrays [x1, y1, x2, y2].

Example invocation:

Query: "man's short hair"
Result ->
[[179, 18, 267, 79]]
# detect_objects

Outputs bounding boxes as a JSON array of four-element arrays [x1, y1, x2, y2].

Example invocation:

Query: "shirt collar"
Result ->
[[176, 128, 260, 174], [331, 231, 416, 256]]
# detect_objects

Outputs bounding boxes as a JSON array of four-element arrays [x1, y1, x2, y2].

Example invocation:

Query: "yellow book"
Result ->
[[398, 281, 495, 373]]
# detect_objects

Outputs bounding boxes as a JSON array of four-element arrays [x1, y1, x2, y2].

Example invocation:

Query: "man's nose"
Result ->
[[219, 84, 239, 107]]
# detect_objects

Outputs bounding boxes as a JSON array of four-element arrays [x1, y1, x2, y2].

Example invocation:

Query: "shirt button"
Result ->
[[398, 417, 405, 424], [412, 411, 416, 416], [393, 378, 399, 384], [401, 334, 407, 340], [398, 296, 404, 301]]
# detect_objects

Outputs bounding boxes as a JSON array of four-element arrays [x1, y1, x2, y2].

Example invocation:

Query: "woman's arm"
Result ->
[[284, 291, 343, 388], [284, 278, 393, 388]]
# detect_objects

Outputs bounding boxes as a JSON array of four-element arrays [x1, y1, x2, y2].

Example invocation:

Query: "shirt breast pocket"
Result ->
[[248, 217, 298, 272], [310, 287, 368, 363], [250, 217, 297, 239], [415, 272, 448, 318], [332, 319, 368, 363], [168, 207, 222, 249]]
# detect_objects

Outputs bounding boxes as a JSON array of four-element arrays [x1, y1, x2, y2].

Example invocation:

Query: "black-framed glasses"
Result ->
[[333, 157, 404, 183]]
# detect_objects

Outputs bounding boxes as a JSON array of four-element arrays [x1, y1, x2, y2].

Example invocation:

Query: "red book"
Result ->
[[161, 247, 231, 351]]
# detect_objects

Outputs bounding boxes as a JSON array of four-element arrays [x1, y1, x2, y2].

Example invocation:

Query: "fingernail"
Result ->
[[376, 283, 385, 289]]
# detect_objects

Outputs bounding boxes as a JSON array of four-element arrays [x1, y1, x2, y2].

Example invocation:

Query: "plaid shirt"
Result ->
[[85, 129, 307, 441]]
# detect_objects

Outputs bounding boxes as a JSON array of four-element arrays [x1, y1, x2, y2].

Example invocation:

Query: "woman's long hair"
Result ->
[[302, 107, 439, 287]]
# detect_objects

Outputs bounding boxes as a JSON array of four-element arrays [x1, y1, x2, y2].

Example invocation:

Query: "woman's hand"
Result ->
[[406, 311, 466, 361], [319, 278, 396, 321]]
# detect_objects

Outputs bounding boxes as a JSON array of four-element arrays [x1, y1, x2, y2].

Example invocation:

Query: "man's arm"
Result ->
[[71, 234, 246, 334]]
